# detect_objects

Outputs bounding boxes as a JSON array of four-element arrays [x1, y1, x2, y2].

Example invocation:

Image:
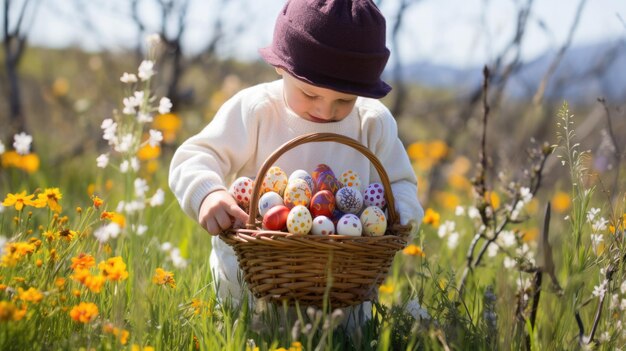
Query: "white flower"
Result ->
[[592, 217, 608, 232], [146, 33, 161, 48], [587, 208, 601, 223], [467, 206, 480, 220], [592, 281, 607, 298], [591, 234, 604, 254], [487, 242, 499, 257], [519, 187, 532, 203], [115, 133, 134, 153], [447, 232, 460, 249], [517, 277, 531, 290], [158, 97, 172, 114], [122, 98, 136, 115], [503, 256, 516, 269], [120, 72, 138, 84], [137, 112, 153, 123], [150, 188, 165, 207], [0, 141, 5, 155], [498, 230, 516, 248], [406, 298, 430, 320], [161, 242, 173, 252], [120, 160, 130, 173], [130, 157, 139, 171], [96, 154, 109, 168], [438, 220, 455, 238], [134, 178, 149, 198], [94, 223, 121, 243], [101, 120, 117, 142], [13, 132, 33, 155], [599, 331, 610, 343], [455, 206, 465, 216], [170, 248, 188, 268], [133, 224, 148, 236], [138, 60, 155, 81], [620, 280, 626, 294], [148, 129, 163, 147]]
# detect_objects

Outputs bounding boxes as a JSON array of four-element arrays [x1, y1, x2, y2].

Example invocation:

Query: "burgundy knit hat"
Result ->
[[259, 0, 392, 98]]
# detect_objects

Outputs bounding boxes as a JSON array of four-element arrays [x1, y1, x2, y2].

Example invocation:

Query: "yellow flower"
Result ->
[[54, 277, 66, 289], [71, 253, 96, 270], [153, 113, 182, 144], [137, 144, 161, 161], [19, 153, 40, 173], [37, 188, 63, 213], [98, 257, 129, 281], [407, 142, 427, 161], [447, 174, 472, 191], [59, 229, 76, 242], [403, 244, 426, 257], [436, 191, 461, 211], [551, 191, 571, 213], [84, 274, 106, 293], [92, 195, 103, 209], [0, 301, 27, 321], [379, 282, 394, 295], [289, 342, 303, 351], [2, 191, 35, 211], [1, 242, 37, 266], [450, 156, 472, 176], [18, 287, 44, 303], [484, 191, 500, 210], [152, 268, 176, 288], [422, 208, 440, 227], [69, 302, 99, 323], [1, 151, 21, 168], [522, 228, 539, 243], [427, 140, 449, 161]]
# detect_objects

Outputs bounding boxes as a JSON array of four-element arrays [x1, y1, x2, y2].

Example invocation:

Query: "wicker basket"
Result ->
[[219, 133, 412, 308]]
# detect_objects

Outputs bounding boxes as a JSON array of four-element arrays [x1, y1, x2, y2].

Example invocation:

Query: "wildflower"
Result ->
[[149, 189, 165, 207], [120, 72, 138, 83], [438, 220, 456, 238], [2, 191, 35, 211], [54, 277, 66, 289], [169, 248, 187, 268], [101, 119, 117, 143], [447, 232, 460, 249], [484, 191, 500, 209], [591, 234, 604, 254], [137, 144, 160, 161], [71, 253, 96, 270], [153, 113, 182, 143], [467, 206, 481, 220], [152, 268, 176, 288], [13, 132, 32, 155], [0, 301, 27, 321], [435, 191, 460, 210], [18, 287, 44, 303], [406, 298, 430, 320], [1, 242, 37, 266], [148, 129, 163, 147], [551, 191, 571, 213], [134, 178, 149, 198], [138, 60, 155, 81], [586, 208, 601, 223], [592, 281, 607, 298], [498, 230, 517, 248], [92, 195, 103, 208], [427, 140, 448, 161], [407, 142, 426, 161], [69, 302, 99, 323], [98, 257, 129, 281], [37, 188, 63, 213], [379, 282, 394, 294], [97, 154, 109, 168], [402, 244, 425, 257], [19, 153, 39, 173], [133, 224, 148, 236], [94, 223, 121, 243], [422, 208, 440, 227], [158, 97, 172, 114]]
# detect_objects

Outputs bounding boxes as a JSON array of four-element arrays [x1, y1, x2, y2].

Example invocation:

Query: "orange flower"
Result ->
[[0, 301, 27, 321], [551, 191, 571, 213], [69, 302, 98, 323], [71, 253, 96, 270], [137, 144, 161, 161], [84, 274, 106, 293], [92, 195, 103, 209], [152, 268, 176, 288], [18, 287, 44, 303], [153, 113, 182, 144], [422, 208, 440, 227], [98, 257, 129, 281], [403, 244, 426, 257]]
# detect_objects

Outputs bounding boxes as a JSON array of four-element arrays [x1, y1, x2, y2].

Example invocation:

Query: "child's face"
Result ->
[[278, 68, 357, 123]]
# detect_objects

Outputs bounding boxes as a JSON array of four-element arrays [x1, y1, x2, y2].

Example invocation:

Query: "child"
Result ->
[[169, 0, 424, 326]]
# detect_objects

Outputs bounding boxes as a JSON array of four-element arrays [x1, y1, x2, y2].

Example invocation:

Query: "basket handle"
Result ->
[[247, 132, 399, 229]]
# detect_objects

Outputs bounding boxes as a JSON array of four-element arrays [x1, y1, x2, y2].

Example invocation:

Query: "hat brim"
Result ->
[[259, 47, 392, 99]]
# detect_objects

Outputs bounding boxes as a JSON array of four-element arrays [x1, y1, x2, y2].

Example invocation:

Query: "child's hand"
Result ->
[[198, 190, 249, 235]]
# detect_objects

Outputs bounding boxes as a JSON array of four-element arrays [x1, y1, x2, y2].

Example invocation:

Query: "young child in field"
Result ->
[[169, 0, 423, 328]]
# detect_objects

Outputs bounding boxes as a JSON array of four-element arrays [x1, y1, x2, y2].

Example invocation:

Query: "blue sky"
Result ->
[[23, 0, 626, 68]]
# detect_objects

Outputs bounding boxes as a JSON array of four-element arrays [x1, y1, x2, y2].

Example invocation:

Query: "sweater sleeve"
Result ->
[[362, 103, 424, 232], [168, 90, 261, 221]]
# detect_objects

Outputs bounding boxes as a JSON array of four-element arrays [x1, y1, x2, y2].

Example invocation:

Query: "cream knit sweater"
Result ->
[[169, 79, 423, 303]]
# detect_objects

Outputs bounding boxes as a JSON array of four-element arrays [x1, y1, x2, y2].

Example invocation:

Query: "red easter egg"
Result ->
[[310, 190, 336, 218], [262, 205, 290, 231]]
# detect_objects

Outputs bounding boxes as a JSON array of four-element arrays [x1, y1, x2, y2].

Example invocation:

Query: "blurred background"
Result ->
[[1, 0, 625, 205]]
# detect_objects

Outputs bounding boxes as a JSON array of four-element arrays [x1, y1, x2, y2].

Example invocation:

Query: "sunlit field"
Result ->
[[1, 39, 626, 351]]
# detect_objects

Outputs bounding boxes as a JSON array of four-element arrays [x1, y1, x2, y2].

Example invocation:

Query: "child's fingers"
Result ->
[[228, 204, 249, 224]]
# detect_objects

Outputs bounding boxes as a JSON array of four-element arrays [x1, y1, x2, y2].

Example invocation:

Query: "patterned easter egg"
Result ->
[[339, 169, 363, 192], [312, 164, 341, 194], [228, 176, 254, 209], [335, 187, 363, 214], [309, 190, 336, 218], [283, 179, 312, 209], [288, 169, 315, 194], [261, 166, 288, 196], [360, 206, 387, 236], [311, 216, 335, 235], [258, 191, 284, 217], [286, 205, 313, 235], [336, 214, 362, 236], [262, 205, 290, 231], [363, 182, 386, 208]]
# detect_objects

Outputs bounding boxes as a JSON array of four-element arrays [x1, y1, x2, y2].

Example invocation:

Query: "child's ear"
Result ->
[[274, 67, 284, 76]]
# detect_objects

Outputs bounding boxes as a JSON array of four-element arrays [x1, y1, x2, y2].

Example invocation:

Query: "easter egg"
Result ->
[[335, 187, 363, 214], [309, 190, 336, 218], [288, 169, 315, 194], [336, 214, 362, 236], [286, 205, 313, 235], [262, 205, 290, 231], [360, 206, 387, 236], [363, 182, 386, 208], [228, 176, 254, 209], [311, 216, 335, 235], [283, 179, 312, 209], [312, 164, 341, 194], [331, 208, 346, 225], [339, 169, 363, 192], [261, 166, 288, 196], [258, 191, 284, 217]]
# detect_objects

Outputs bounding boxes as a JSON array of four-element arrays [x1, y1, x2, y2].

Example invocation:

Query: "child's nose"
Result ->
[[314, 101, 335, 120]]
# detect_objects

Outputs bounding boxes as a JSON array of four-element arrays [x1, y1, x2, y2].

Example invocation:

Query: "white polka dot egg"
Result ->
[[228, 176, 254, 209], [336, 213, 362, 236], [363, 182, 385, 208], [311, 215, 335, 235], [286, 205, 313, 235]]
